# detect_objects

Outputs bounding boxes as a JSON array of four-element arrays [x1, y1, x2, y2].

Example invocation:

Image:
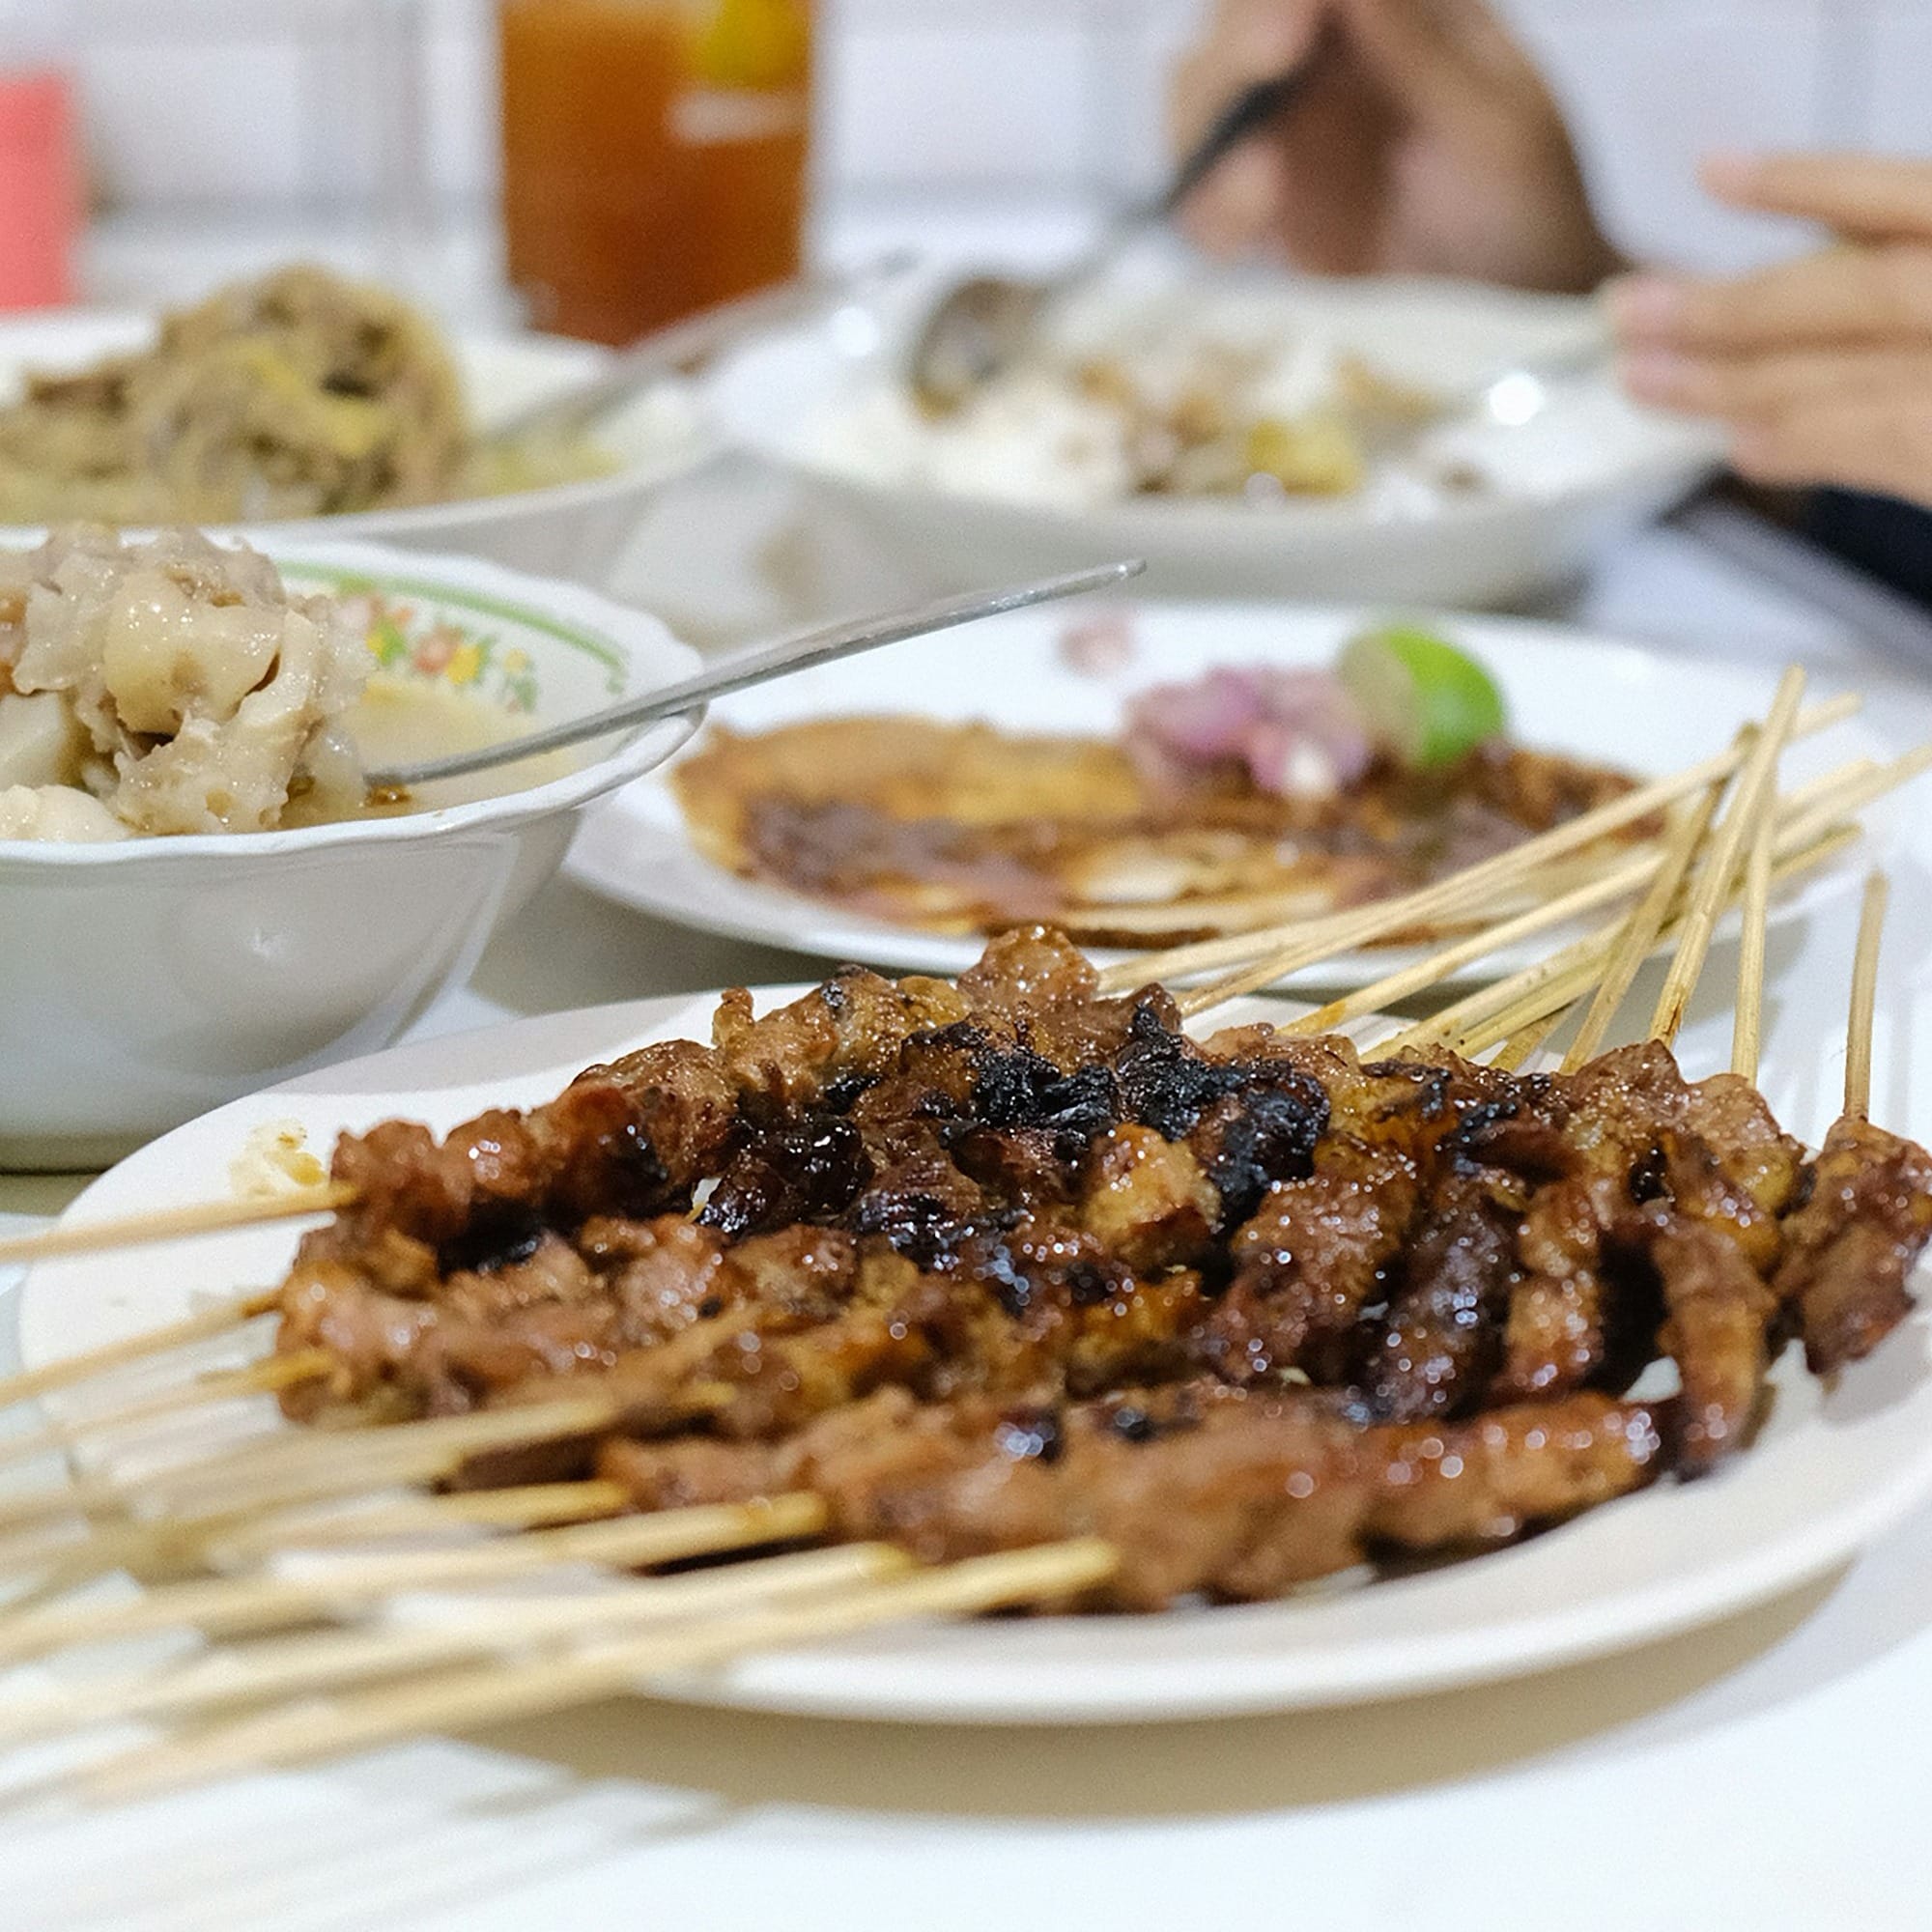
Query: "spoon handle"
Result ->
[[1157, 62, 1318, 221], [363, 559, 1147, 792], [486, 251, 915, 446]]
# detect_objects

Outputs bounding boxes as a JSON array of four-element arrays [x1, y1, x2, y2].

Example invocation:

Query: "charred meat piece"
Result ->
[[699, 1114, 870, 1238], [1628, 1209, 1776, 1472], [1563, 1043, 1804, 1216], [1202, 1139, 1420, 1385], [1363, 1392, 1667, 1551], [1775, 1116, 1932, 1373], [1492, 1174, 1623, 1404], [713, 967, 969, 1114], [1079, 1125, 1219, 1272], [1359, 1174, 1517, 1421]]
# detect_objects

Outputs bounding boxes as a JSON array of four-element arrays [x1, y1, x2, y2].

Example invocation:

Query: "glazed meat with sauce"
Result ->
[[274, 926, 1932, 1607]]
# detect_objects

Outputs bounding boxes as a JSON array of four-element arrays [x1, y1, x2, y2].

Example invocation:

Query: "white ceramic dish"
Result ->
[[0, 539, 701, 1169], [19, 990, 1932, 1723], [703, 266, 1722, 606], [567, 602, 1885, 988], [0, 311, 715, 585]]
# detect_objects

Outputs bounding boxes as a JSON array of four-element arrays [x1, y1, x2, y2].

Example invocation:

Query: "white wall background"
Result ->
[[18, 0, 1932, 274]]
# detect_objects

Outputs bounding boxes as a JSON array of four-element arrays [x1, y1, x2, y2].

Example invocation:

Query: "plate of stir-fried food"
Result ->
[[571, 604, 1884, 987]]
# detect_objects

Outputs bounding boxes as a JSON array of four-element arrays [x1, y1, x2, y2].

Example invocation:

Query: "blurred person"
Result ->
[[1173, 0, 1932, 592], [1171, 0, 1619, 291], [1612, 154, 1932, 594]]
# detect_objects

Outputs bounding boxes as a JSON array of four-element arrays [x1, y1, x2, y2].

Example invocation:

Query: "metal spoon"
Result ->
[[908, 62, 1318, 414], [483, 253, 915, 450], [364, 558, 1147, 792]]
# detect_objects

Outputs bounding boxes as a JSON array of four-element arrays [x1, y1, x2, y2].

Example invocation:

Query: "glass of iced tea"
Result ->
[[497, 0, 813, 345]]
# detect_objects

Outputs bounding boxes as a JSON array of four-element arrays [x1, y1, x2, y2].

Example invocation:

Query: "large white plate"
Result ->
[[567, 602, 1886, 989], [704, 266, 1721, 605], [19, 992, 1932, 1724]]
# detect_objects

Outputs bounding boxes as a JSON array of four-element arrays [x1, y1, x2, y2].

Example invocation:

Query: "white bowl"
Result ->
[[0, 312, 717, 584], [704, 265, 1723, 607], [0, 538, 701, 1170]]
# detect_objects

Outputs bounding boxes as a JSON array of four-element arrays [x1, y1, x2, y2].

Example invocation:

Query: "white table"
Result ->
[[5, 486, 1932, 1930]]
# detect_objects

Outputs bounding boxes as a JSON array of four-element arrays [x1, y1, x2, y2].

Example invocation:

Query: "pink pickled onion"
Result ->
[[1123, 665, 1373, 798]]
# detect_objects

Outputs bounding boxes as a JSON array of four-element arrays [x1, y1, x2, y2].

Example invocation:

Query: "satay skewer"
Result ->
[[0, 1291, 279, 1417], [1450, 831, 1864, 1064], [1271, 738, 1871, 1040], [1488, 1007, 1571, 1072], [0, 1480, 637, 1603], [0, 1350, 333, 1482], [0, 731, 1904, 1300], [0, 1391, 622, 1539], [1384, 736, 1932, 1062]]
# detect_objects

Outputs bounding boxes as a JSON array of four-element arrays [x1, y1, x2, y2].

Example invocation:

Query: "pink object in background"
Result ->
[[0, 71, 77, 310]]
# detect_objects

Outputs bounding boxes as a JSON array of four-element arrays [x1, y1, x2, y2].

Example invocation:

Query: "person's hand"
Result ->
[[1612, 154, 1932, 509], [1170, 0, 1618, 292]]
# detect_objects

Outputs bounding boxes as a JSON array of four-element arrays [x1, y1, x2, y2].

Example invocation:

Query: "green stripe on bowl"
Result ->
[[285, 563, 631, 693]]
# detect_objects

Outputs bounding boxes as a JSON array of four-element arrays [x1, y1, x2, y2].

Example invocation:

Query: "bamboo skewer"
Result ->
[[1453, 830, 1865, 1063], [1489, 1007, 1570, 1072], [1845, 870, 1889, 1122], [0, 1392, 622, 1540], [1262, 746, 1909, 1051], [1384, 741, 1916, 1069], [0, 1310, 754, 1557], [1378, 822, 1860, 1063], [0, 1291, 278, 1416], [0, 1495, 827, 1668], [0, 1350, 334, 1481], [0, 1186, 352, 1267], [1281, 837, 1700, 1040], [214, 1480, 636, 1554], [1097, 692, 1861, 999], [1648, 668, 1807, 1045], [0, 1544, 909, 1752], [86, 1539, 1122, 1801], [1563, 776, 1725, 1072], [0, 1481, 637, 1601], [1730, 799, 1780, 1082]]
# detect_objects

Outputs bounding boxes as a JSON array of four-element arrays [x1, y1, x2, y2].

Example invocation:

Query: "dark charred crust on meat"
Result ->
[[698, 1115, 870, 1237], [436, 1207, 547, 1279], [970, 1045, 1119, 1150], [1200, 1077, 1330, 1226]]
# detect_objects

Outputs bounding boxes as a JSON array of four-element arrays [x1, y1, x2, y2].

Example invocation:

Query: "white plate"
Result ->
[[19, 992, 1932, 1724], [567, 602, 1885, 989], [0, 310, 716, 584], [704, 265, 1721, 605]]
